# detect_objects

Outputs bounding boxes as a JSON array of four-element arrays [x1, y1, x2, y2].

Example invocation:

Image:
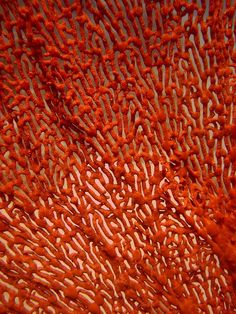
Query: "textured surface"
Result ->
[[0, 0, 236, 313]]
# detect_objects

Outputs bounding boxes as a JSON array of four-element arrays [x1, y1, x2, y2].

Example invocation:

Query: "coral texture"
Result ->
[[0, 0, 236, 313]]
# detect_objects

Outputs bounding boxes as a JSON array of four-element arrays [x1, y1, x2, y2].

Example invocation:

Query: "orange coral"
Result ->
[[0, 0, 236, 313]]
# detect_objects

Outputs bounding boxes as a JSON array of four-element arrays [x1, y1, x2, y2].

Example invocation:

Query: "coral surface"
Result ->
[[0, 0, 236, 313]]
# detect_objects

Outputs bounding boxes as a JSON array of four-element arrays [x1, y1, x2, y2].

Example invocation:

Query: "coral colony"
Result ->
[[0, 0, 236, 313]]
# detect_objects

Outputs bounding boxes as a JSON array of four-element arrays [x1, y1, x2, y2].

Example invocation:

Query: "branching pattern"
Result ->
[[0, 0, 236, 313]]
